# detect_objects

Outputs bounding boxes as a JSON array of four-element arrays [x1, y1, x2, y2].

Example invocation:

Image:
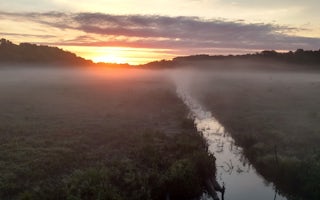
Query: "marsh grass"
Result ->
[[0, 68, 215, 200]]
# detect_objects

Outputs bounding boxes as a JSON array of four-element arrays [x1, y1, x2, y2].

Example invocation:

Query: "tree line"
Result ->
[[0, 38, 92, 66]]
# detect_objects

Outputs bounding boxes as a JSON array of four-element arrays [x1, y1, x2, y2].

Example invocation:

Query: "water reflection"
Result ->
[[176, 84, 287, 200]]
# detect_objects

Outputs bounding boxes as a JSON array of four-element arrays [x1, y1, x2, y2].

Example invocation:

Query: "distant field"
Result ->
[[0, 67, 214, 200], [186, 69, 320, 199]]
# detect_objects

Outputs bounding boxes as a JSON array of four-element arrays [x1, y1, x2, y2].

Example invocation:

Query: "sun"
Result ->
[[92, 55, 127, 64]]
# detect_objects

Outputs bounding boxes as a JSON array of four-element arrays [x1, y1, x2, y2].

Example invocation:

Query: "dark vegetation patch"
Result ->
[[0, 68, 215, 200]]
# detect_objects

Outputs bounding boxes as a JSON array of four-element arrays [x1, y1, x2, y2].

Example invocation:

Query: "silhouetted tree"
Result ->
[[0, 38, 92, 66]]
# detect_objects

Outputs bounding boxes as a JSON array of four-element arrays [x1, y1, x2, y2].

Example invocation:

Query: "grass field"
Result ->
[[0, 67, 215, 200]]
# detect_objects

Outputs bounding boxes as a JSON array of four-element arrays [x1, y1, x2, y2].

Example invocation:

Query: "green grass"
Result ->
[[0, 68, 215, 200]]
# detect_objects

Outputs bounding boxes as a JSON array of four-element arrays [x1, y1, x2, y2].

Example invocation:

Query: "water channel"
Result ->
[[175, 81, 287, 200]]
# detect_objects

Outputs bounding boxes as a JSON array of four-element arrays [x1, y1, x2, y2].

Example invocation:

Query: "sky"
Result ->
[[1, 0, 320, 64]]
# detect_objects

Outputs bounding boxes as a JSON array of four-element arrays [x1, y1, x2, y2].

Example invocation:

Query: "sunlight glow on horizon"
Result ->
[[62, 46, 179, 65], [92, 55, 127, 64]]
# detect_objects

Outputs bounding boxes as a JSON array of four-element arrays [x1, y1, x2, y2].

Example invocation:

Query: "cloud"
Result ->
[[1, 11, 320, 52], [0, 32, 55, 38]]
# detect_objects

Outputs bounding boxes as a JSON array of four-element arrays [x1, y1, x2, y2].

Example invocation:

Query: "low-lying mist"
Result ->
[[167, 63, 320, 199], [1, 62, 319, 199]]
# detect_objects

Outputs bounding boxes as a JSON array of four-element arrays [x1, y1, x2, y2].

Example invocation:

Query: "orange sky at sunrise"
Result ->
[[1, 0, 320, 64]]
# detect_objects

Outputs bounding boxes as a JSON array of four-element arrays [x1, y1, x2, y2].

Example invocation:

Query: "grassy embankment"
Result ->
[[190, 70, 320, 200], [0, 68, 215, 200]]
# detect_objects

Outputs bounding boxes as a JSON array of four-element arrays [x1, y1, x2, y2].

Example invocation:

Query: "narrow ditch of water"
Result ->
[[175, 83, 287, 200]]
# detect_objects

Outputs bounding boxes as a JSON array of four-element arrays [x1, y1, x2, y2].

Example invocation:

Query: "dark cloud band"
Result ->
[[1, 11, 319, 51]]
